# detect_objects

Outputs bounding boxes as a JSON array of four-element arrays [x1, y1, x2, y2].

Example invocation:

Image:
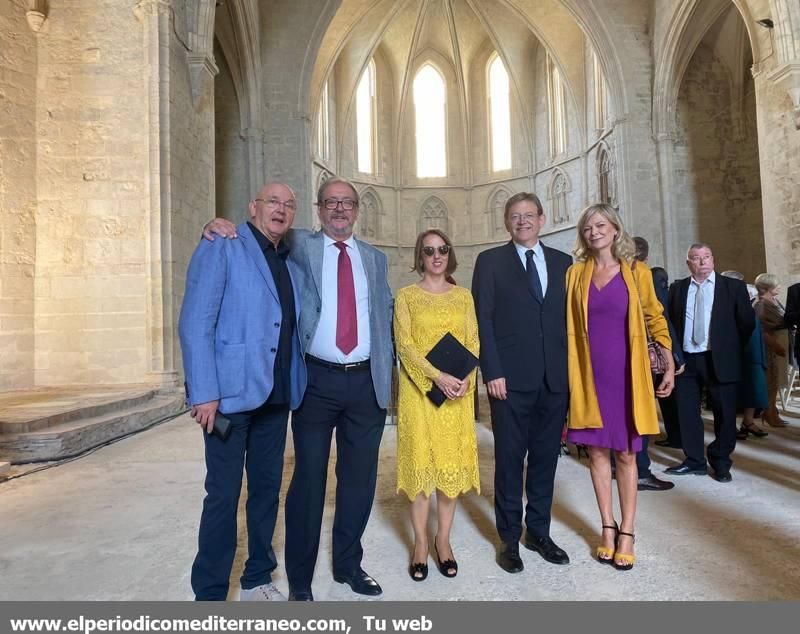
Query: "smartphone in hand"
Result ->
[[212, 412, 232, 441]]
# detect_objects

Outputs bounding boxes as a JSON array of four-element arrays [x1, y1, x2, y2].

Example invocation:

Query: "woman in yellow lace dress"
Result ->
[[394, 229, 480, 582]]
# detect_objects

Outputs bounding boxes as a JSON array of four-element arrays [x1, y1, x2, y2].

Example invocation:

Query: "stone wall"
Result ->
[[33, 0, 149, 385], [672, 43, 765, 280], [0, 0, 37, 390]]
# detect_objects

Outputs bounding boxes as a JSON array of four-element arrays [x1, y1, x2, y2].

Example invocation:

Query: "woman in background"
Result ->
[[394, 229, 480, 581], [754, 273, 788, 427], [566, 204, 674, 571]]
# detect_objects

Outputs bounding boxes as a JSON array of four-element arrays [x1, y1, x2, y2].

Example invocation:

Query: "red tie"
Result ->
[[334, 242, 358, 355]]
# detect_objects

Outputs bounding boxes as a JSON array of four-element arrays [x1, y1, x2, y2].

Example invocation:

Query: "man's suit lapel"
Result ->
[[238, 223, 278, 302], [677, 277, 690, 340], [306, 232, 325, 297], [355, 238, 376, 312]]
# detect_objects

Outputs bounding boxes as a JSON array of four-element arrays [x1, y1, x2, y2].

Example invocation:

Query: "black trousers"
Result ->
[[490, 384, 568, 543], [635, 375, 682, 477], [675, 352, 738, 472], [284, 363, 386, 592], [658, 390, 682, 447], [191, 403, 289, 601]]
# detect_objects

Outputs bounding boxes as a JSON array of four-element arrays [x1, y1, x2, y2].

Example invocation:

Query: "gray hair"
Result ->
[[686, 243, 712, 258], [316, 177, 359, 207]]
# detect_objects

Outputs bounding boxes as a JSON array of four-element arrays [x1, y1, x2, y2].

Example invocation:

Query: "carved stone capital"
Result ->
[[25, 0, 48, 33], [767, 61, 800, 130], [133, 0, 172, 21], [188, 53, 219, 106]]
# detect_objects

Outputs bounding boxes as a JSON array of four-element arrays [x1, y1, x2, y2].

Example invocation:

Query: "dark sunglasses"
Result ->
[[422, 245, 451, 257]]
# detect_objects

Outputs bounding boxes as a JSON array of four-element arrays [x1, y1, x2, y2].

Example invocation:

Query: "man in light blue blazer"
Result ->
[[203, 177, 393, 601], [179, 182, 307, 602]]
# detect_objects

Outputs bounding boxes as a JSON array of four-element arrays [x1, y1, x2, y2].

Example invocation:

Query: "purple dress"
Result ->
[[567, 272, 642, 452]]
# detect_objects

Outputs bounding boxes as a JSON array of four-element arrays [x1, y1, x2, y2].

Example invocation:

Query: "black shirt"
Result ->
[[248, 222, 296, 406]]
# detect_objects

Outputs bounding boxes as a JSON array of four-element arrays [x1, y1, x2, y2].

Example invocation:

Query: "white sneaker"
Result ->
[[239, 583, 287, 601]]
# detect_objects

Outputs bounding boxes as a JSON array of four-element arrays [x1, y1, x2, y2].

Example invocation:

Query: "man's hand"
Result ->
[[486, 377, 507, 400], [202, 218, 238, 241], [191, 400, 220, 434]]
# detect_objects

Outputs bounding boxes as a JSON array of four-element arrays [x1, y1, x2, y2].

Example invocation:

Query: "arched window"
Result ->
[[488, 54, 512, 172], [548, 170, 570, 225], [316, 79, 330, 159], [547, 54, 567, 157], [413, 64, 447, 178], [420, 196, 449, 233], [356, 59, 376, 174]]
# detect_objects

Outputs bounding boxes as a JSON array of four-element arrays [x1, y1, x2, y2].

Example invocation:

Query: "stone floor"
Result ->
[[0, 410, 799, 601]]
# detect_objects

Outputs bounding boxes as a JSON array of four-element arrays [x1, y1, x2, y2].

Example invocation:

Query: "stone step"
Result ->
[[0, 394, 186, 464], [0, 388, 162, 434]]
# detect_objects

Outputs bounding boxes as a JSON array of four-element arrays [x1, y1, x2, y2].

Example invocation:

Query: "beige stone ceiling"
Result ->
[[310, 0, 588, 136]]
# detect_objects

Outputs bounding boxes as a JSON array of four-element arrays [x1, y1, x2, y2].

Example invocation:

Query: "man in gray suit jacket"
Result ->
[[203, 178, 393, 601]]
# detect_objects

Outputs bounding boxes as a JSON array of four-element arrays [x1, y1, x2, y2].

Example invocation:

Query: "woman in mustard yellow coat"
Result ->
[[566, 204, 674, 570]]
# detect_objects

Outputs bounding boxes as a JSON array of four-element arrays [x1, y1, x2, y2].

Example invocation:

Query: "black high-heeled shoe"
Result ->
[[408, 561, 428, 582], [743, 422, 768, 438], [434, 539, 458, 578]]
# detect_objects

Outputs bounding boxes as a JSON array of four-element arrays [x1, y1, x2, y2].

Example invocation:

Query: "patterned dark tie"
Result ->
[[526, 249, 544, 303], [334, 242, 358, 354]]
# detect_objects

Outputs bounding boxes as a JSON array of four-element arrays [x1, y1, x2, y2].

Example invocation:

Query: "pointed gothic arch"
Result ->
[[547, 169, 572, 225], [358, 187, 382, 239], [487, 186, 513, 236], [419, 196, 449, 234], [597, 143, 616, 208]]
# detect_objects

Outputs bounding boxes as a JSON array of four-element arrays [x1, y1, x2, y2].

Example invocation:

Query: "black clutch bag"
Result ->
[[425, 332, 479, 407]]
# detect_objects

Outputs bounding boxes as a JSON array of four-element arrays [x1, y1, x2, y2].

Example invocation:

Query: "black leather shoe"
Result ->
[[664, 463, 707, 476], [654, 439, 682, 449], [496, 542, 524, 573], [712, 470, 732, 483], [523, 534, 570, 565], [637, 474, 675, 491], [288, 589, 314, 601], [333, 569, 382, 596]]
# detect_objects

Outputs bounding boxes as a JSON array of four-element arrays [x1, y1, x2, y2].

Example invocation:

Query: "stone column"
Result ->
[[134, 0, 178, 387]]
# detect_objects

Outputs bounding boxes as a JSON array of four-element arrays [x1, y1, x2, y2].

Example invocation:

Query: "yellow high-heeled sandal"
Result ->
[[596, 523, 618, 564], [613, 531, 636, 571]]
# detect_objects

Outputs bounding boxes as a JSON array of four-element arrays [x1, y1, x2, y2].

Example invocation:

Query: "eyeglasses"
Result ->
[[255, 197, 297, 211], [688, 255, 713, 263], [422, 245, 451, 257], [509, 213, 539, 223], [321, 198, 357, 211]]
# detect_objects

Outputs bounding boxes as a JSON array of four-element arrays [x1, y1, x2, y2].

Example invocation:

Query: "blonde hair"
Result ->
[[572, 203, 636, 262], [754, 273, 779, 295]]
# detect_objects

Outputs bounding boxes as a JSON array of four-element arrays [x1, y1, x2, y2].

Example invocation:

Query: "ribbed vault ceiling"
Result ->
[[310, 0, 590, 151]]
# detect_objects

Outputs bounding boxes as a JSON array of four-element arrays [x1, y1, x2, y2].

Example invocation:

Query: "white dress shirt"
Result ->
[[307, 234, 371, 363], [514, 240, 548, 298], [683, 271, 715, 353]]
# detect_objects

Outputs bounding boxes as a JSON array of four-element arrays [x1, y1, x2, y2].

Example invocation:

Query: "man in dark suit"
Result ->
[[784, 282, 800, 366], [472, 192, 572, 573], [666, 243, 755, 482]]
